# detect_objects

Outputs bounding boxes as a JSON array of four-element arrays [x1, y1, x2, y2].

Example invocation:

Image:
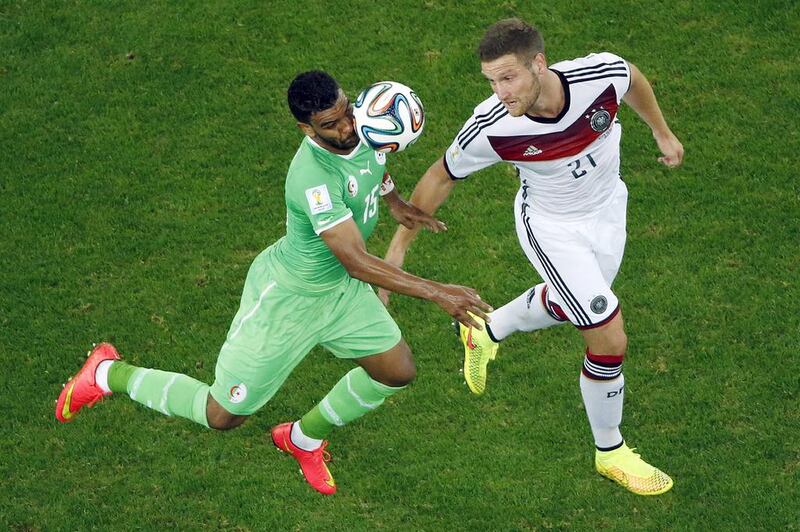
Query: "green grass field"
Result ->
[[2, 1, 799, 529]]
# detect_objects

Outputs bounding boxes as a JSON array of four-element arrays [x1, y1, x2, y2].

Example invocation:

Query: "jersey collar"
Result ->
[[305, 136, 364, 160], [524, 69, 571, 124]]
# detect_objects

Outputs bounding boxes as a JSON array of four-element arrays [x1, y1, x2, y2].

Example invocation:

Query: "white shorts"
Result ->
[[514, 179, 628, 329]]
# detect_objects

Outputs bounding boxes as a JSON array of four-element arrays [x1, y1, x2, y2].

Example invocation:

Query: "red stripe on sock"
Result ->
[[585, 349, 624, 365]]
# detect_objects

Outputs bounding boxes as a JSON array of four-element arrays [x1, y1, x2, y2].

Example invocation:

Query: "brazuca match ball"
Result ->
[[353, 81, 425, 153]]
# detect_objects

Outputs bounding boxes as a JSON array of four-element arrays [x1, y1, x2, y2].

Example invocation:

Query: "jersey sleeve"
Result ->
[[586, 52, 632, 101], [286, 164, 352, 235], [443, 102, 504, 180]]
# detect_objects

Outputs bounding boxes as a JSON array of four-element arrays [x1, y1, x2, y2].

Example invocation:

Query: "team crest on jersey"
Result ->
[[305, 185, 333, 214], [347, 175, 359, 197], [229, 383, 247, 404], [375, 151, 386, 165], [589, 108, 612, 132], [590, 295, 608, 314]]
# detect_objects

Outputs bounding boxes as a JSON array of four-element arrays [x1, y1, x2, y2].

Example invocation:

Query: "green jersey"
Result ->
[[266, 137, 388, 294]]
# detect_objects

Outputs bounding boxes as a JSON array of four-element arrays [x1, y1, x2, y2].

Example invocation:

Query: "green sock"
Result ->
[[108, 362, 137, 393], [299, 367, 406, 440], [109, 362, 210, 428]]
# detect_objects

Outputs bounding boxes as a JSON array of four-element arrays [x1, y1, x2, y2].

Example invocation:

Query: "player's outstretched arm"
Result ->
[[622, 62, 684, 168], [379, 157, 456, 304], [321, 217, 491, 329]]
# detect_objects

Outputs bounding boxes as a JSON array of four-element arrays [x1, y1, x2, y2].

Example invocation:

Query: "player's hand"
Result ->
[[654, 130, 684, 168], [432, 284, 493, 329], [386, 195, 447, 233]]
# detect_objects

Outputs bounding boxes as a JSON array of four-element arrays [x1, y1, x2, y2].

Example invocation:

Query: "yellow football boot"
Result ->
[[595, 443, 674, 495], [456, 313, 498, 395]]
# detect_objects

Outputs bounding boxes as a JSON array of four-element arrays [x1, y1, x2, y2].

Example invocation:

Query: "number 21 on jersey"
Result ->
[[568, 153, 597, 179]]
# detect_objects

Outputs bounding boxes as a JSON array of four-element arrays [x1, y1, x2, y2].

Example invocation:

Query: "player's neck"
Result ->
[[527, 70, 565, 118], [307, 135, 358, 156]]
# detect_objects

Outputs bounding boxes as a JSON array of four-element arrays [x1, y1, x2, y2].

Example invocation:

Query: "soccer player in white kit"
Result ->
[[381, 18, 684, 495]]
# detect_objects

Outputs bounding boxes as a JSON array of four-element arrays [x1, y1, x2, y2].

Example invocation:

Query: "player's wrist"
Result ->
[[426, 282, 449, 305], [650, 123, 673, 139], [379, 171, 396, 196]]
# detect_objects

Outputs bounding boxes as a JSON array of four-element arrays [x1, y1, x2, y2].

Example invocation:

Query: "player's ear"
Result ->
[[532, 52, 546, 74], [297, 122, 314, 137]]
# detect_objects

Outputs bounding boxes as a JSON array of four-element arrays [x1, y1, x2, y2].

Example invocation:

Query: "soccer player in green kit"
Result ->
[[55, 71, 492, 495]]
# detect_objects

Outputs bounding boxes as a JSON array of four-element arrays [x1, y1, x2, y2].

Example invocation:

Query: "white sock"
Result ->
[[95, 360, 114, 394], [580, 373, 625, 449], [290, 421, 322, 451], [487, 283, 564, 341]]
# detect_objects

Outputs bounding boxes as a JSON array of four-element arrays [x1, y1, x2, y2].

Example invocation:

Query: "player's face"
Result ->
[[481, 53, 543, 117], [305, 90, 359, 153]]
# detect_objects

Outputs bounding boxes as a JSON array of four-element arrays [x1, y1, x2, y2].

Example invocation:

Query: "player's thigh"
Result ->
[[515, 208, 619, 330], [319, 277, 403, 362], [210, 259, 325, 415], [593, 180, 628, 285]]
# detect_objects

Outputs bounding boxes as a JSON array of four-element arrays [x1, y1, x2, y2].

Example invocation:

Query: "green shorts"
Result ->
[[209, 251, 402, 415]]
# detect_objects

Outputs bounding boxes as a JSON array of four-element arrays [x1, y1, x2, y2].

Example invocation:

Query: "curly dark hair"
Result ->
[[478, 18, 544, 62], [287, 71, 341, 124]]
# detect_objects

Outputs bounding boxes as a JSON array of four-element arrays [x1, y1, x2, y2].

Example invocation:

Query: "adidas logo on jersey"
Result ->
[[523, 145, 542, 157]]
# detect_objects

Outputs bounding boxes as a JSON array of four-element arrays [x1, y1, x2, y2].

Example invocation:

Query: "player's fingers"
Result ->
[[425, 218, 447, 233], [413, 213, 439, 232], [467, 295, 493, 315], [459, 313, 483, 330], [469, 306, 492, 324], [475, 298, 493, 313]]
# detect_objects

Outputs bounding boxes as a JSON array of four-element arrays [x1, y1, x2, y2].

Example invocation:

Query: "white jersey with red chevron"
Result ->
[[444, 52, 631, 220]]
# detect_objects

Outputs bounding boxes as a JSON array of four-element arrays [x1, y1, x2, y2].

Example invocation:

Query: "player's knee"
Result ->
[[584, 313, 628, 355], [609, 329, 628, 356], [583, 330, 627, 357], [396, 359, 417, 386], [206, 400, 249, 431], [397, 344, 417, 385], [208, 413, 248, 431], [380, 358, 416, 387], [381, 353, 417, 387]]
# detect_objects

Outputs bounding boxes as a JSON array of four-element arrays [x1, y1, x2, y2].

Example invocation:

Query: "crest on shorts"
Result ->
[[590, 295, 608, 314], [229, 383, 248, 404], [589, 109, 612, 132]]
